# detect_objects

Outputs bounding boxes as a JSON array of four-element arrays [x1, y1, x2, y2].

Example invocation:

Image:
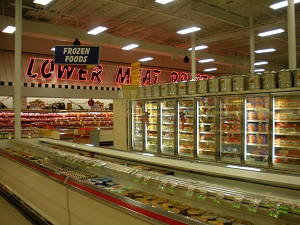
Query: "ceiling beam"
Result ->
[[191, 1, 249, 28]]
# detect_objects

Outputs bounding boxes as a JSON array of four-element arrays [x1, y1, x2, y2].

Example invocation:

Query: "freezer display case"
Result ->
[[130, 101, 144, 151], [197, 97, 216, 160], [219, 95, 242, 163], [145, 100, 159, 152], [178, 99, 194, 157], [160, 99, 176, 155], [244, 95, 270, 166], [273, 93, 300, 170]]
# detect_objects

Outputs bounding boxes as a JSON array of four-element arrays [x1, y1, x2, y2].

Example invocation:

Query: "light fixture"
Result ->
[[255, 48, 276, 53], [122, 44, 139, 50], [254, 61, 268, 66], [2, 26, 16, 34], [204, 68, 217, 72], [188, 45, 208, 51], [177, 26, 201, 35], [270, 0, 300, 10], [198, 58, 214, 63], [254, 68, 265, 72], [33, 0, 53, 5], [51, 47, 55, 51], [155, 0, 175, 4], [139, 57, 153, 62], [87, 26, 107, 35], [258, 28, 284, 37], [227, 165, 261, 172]]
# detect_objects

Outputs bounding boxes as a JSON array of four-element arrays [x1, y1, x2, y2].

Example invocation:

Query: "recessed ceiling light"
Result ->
[[139, 57, 153, 62], [122, 44, 139, 50], [87, 26, 107, 35], [2, 26, 16, 34], [177, 26, 201, 35], [33, 0, 53, 5], [51, 47, 55, 51], [254, 68, 265, 72], [258, 28, 284, 37], [270, 0, 300, 10], [198, 58, 214, 63], [254, 61, 268, 66], [188, 45, 208, 51], [255, 48, 276, 53], [155, 0, 175, 4], [204, 68, 217, 72]]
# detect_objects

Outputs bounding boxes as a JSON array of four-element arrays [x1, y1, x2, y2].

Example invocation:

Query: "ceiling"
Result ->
[[1, 0, 300, 73]]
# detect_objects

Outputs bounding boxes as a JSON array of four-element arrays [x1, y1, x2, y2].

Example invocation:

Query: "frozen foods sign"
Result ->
[[54, 46, 100, 65]]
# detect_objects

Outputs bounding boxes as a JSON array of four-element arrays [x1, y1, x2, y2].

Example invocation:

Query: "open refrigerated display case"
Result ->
[[130, 101, 144, 151], [160, 99, 176, 155], [244, 95, 270, 167], [178, 99, 195, 158], [1, 138, 300, 225], [273, 93, 300, 170], [219, 95, 242, 163], [197, 96, 216, 161], [145, 101, 159, 153]]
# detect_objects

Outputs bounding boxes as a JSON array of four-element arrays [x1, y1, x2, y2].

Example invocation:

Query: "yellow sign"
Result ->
[[131, 62, 140, 86]]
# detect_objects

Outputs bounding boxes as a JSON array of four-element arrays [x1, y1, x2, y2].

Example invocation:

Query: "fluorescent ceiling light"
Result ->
[[155, 0, 175, 4], [255, 48, 276, 53], [33, 0, 53, 5], [139, 57, 153, 62], [204, 68, 217, 72], [254, 61, 268, 66], [122, 44, 139, 50], [51, 47, 55, 51], [2, 26, 16, 34], [258, 28, 284, 37], [227, 165, 261, 172], [87, 26, 107, 35], [188, 45, 208, 51], [270, 0, 300, 10], [177, 26, 201, 35], [198, 58, 214, 63], [254, 69, 265, 72]]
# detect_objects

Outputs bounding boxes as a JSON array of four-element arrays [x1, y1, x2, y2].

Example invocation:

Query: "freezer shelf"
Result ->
[[178, 99, 194, 157], [160, 100, 176, 155]]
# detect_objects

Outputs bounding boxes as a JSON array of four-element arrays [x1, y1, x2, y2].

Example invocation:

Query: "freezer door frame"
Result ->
[[129, 100, 145, 151]]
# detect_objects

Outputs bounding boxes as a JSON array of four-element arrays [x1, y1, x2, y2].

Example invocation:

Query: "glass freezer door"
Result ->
[[244, 95, 270, 167], [145, 101, 159, 152], [273, 94, 300, 170], [197, 97, 216, 160], [131, 101, 144, 151], [160, 100, 176, 155], [178, 99, 194, 157], [219, 96, 242, 163]]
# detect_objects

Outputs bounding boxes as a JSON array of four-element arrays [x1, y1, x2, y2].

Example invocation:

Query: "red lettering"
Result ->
[[170, 71, 178, 82], [142, 69, 152, 85], [153, 69, 161, 84], [90, 65, 103, 83], [40, 59, 54, 79], [57, 65, 75, 80], [78, 68, 88, 81], [114, 66, 130, 84], [180, 72, 188, 81], [26, 58, 38, 78]]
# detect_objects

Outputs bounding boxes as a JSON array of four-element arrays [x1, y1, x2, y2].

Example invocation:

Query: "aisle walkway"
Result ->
[[0, 193, 35, 225]]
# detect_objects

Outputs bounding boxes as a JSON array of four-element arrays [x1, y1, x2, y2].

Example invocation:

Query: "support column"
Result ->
[[14, 0, 22, 139], [288, 0, 297, 70], [249, 0, 255, 73], [191, 32, 196, 80]]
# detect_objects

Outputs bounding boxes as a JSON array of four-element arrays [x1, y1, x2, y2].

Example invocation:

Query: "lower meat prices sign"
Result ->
[[54, 46, 100, 65]]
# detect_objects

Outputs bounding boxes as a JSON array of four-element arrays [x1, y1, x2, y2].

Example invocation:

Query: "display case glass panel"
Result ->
[[219, 96, 242, 163], [244, 95, 270, 166], [160, 100, 176, 155], [197, 97, 216, 160], [273, 94, 300, 170], [178, 99, 194, 157], [131, 101, 144, 151], [145, 101, 159, 152]]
